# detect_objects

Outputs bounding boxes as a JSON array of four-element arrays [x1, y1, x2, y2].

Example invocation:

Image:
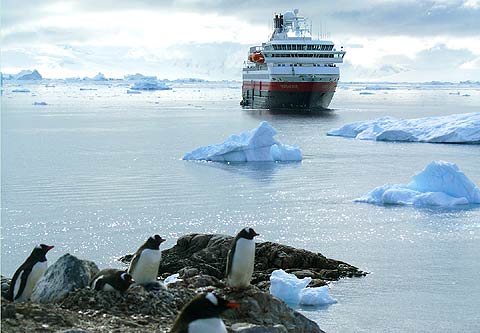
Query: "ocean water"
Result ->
[[1, 80, 479, 332]]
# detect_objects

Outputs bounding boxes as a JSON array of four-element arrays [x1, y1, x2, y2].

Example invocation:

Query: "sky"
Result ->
[[1, 0, 480, 81]]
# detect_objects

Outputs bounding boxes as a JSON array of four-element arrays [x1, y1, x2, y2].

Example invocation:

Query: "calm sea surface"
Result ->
[[2, 81, 479, 332]]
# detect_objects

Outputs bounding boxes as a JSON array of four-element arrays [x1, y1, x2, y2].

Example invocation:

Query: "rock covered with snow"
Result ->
[[269, 269, 337, 306], [130, 79, 171, 91], [327, 112, 480, 144], [31, 254, 99, 303], [14, 69, 42, 80], [355, 161, 480, 207], [183, 122, 302, 162]]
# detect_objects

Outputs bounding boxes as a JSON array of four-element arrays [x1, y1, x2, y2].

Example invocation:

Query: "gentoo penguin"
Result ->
[[226, 227, 259, 289], [90, 269, 135, 292], [170, 292, 239, 333], [128, 234, 165, 285], [7, 244, 54, 302]]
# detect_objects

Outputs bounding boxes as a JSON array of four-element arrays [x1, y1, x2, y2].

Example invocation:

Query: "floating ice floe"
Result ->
[[269, 269, 337, 306], [127, 89, 141, 94], [79, 88, 97, 91], [130, 79, 171, 91], [355, 161, 480, 207], [183, 121, 302, 162], [33, 101, 48, 105], [12, 88, 31, 93], [359, 92, 374, 95], [327, 112, 480, 144]]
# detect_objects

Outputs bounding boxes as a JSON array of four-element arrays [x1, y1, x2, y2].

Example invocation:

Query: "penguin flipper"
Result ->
[[14, 267, 31, 300], [226, 243, 236, 278], [128, 253, 141, 274]]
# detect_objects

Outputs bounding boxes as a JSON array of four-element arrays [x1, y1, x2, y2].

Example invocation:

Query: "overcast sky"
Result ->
[[2, 0, 480, 81]]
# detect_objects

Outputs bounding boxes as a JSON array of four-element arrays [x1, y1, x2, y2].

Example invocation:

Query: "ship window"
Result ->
[[281, 45, 286, 50], [287, 45, 291, 50], [292, 45, 296, 50]]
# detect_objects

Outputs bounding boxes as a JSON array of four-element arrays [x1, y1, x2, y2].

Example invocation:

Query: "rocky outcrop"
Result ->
[[220, 287, 323, 333], [120, 233, 367, 287], [31, 254, 99, 303]]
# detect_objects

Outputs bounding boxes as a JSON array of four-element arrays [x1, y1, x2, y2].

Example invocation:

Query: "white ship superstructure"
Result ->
[[241, 9, 345, 109]]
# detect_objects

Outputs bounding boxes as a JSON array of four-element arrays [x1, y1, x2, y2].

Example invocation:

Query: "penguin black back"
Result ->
[[136, 234, 165, 253], [90, 269, 135, 292], [7, 244, 54, 301], [170, 292, 239, 333], [226, 227, 258, 278]]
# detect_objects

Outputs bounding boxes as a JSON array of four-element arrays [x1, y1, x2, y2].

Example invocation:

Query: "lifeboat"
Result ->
[[249, 52, 265, 64]]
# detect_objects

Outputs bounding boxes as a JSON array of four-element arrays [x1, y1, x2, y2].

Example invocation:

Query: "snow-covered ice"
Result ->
[[327, 112, 480, 144], [355, 161, 480, 207], [269, 269, 337, 306], [130, 79, 171, 91], [164, 273, 182, 285], [183, 121, 302, 162]]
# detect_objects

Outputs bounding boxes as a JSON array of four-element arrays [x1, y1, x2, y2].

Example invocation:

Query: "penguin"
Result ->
[[127, 234, 165, 285], [225, 227, 259, 289], [90, 269, 135, 292], [7, 244, 54, 302], [170, 292, 240, 333]]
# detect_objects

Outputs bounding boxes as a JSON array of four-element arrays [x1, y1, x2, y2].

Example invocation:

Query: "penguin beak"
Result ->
[[160, 238, 166, 243], [253, 232, 259, 237], [226, 301, 240, 309], [46, 245, 54, 251], [129, 279, 136, 285]]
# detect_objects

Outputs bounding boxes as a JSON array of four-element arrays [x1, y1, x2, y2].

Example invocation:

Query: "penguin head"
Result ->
[[119, 272, 135, 286], [145, 234, 166, 249], [32, 244, 54, 257], [188, 292, 240, 319], [238, 227, 259, 240]]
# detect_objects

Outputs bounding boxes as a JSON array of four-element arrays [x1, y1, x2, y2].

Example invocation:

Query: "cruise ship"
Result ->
[[241, 9, 345, 110]]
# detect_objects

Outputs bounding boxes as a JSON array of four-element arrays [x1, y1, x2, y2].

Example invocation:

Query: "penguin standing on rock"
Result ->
[[7, 244, 54, 302], [170, 292, 240, 333], [226, 227, 259, 289], [128, 234, 165, 285], [90, 269, 135, 292]]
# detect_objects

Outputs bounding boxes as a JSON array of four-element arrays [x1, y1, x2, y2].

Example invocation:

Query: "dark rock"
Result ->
[[31, 254, 99, 303], [221, 287, 324, 333], [120, 233, 367, 286]]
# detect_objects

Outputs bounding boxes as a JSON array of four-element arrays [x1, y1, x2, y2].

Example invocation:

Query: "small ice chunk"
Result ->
[[79, 88, 97, 91], [164, 273, 182, 285], [127, 90, 141, 94], [33, 101, 48, 105], [183, 121, 302, 162], [328, 112, 480, 144], [269, 269, 311, 304], [12, 88, 30, 93], [269, 269, 336, 306], [355, 161, 480, 207], [299, 286, 337, 306]]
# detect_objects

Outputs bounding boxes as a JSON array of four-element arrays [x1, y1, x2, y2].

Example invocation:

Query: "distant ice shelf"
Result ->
[[327, 112, 480, 144], [182, 121, 302, 162], [269, 269, 337, 306], [355, 161, 480, 207]]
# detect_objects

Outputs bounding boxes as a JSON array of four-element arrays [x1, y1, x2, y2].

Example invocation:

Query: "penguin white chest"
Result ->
[[228, 238, 255, 288], [130, 249, 161, 284], [188, 318, 227, 333], [15, 261, 47, 301]]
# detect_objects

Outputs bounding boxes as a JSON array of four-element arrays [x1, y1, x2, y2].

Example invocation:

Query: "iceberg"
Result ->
[[14, 69, 42, 80], [124, 73, 157, 81], [327, 112, 480, 144], [183, 121, 302, 162], [355, 161, 480, 207], [269, 269, 337, 306], [130, 79, 171, 91]]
